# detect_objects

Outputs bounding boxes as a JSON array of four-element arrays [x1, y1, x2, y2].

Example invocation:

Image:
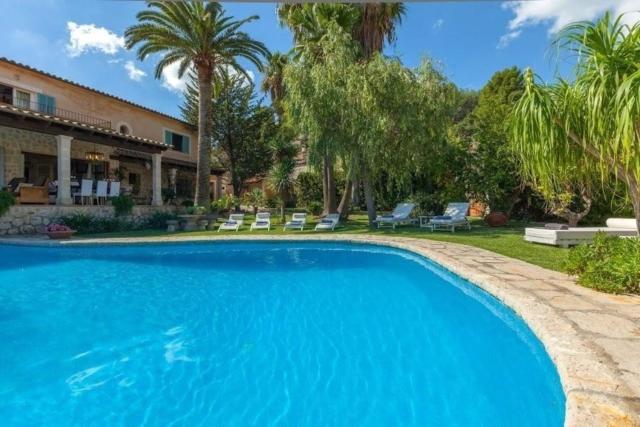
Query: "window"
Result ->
[[36, 93, 56, 114], [15, 90, 30, 108], [119, 124, 130, 135], [0, 84, 12, 105], [164, 130, 191, 154]]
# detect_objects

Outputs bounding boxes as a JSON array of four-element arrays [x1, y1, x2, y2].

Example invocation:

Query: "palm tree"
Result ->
[[346, 3, 406, 224], [278, 4, 360, 216], [268, 136, 299, 222], [511, 13, 640, 233], [353, 3, 405, 60], [260, 52, 289, 118], [125, 1, 268, 207]]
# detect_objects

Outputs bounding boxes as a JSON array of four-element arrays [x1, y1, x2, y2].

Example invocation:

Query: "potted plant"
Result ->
[[45, 224, 76, 239], [485, 210, 509, 227]]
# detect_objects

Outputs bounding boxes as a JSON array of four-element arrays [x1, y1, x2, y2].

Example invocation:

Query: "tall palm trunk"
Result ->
[[323, 154, 337, 214], [363, 173, 376, 226], [337, 179, 352, 219], [195, 65, 213, 207]]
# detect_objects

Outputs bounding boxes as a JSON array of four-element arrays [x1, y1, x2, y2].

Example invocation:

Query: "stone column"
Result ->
[[151, 153, 162, 206], [169, 167, 177, 194], [56, 135, 73, 205]]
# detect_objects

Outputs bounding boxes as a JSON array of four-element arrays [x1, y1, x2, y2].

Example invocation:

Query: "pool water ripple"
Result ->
[[0, 242, 565, 426]]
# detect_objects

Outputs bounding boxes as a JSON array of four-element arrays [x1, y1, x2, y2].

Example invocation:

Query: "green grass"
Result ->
[[81, 214, 569, 272]]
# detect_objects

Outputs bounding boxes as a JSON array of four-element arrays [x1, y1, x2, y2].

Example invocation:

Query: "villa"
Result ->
[[0, 57, 230, 228]]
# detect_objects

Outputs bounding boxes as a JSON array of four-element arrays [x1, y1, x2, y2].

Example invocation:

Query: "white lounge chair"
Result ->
[[94, 180, 108, 205], [218, 213, 245, 232], [428, 202, 470, 232], [375, 203, 416, 229], [73, 179, 93, 205], [315, 213, 340, 231], [525, 218, 638, 248], [283, 213, 307, 231], [250, 212, 271, 231]]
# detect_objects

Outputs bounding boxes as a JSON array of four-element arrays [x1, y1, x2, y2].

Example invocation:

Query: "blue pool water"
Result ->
[[0, 242, 565, 426]]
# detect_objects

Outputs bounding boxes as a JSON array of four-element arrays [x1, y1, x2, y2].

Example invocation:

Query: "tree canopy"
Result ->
[[125, 1, 268, 206], [182, 72, 274, 206], [511, 13, 640, 232]]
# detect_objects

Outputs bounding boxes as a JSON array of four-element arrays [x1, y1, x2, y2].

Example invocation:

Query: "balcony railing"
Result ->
[[2, 99, 112, 129]]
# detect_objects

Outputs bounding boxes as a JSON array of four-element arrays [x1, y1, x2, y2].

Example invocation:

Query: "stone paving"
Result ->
[[1, 233, 639, 426]]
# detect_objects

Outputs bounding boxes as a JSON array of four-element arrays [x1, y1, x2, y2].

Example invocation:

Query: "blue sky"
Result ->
[[3, 0, 638, 118]]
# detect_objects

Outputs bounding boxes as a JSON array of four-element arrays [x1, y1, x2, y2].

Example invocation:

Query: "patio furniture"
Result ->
[[375, 203, 416, 229], [315, 213, 340, 231], [218, 213, 245, 232], [16, 181, 49, 205], [94, 180, 108, 205], [250, 212, 271, 231], [419, 215, 433, 228], [525, 218, 638, 248], [73, 179, 93, 205], [428, 202, 470, 232], [283, 213, 307, 231]]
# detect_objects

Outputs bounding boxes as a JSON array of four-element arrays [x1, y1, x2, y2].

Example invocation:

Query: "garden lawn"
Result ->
[[82, 214, 568, 272]]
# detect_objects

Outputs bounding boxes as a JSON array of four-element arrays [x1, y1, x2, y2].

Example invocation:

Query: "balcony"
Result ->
[[0, 98, 112, 129]]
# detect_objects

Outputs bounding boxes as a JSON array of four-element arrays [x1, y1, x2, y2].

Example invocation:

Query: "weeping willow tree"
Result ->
[[511, 13, 640, 232], [285, 25, 455, 225]]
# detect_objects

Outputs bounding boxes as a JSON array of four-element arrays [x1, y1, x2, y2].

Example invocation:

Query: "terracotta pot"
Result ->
[[46, 230, 77, 240], [485, 211, 508, 227]]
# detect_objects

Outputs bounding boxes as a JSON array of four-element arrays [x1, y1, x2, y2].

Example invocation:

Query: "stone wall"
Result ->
[[0, 205, 176, 235], [0, 125, 120, 186]]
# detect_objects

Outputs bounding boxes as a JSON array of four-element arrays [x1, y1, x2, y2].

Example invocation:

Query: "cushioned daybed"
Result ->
[[524, 218, 638, 248]]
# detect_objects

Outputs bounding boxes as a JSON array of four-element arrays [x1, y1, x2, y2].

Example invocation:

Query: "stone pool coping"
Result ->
[[2, 234, 639, 426]]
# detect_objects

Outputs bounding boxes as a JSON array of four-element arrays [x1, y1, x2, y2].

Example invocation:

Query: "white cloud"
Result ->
[[124, 61, 146, 81], [432, 18, 444, 33], [66, 21, 125, 57], [500, 0, 640, 47], [161, 62, 189, 93], [497, 30, 522, 49]]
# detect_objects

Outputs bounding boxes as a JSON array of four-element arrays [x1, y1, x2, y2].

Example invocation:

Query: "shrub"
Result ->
[[186, 205, 207, 215], [295, 171, 323, 207], [57, 213, 140, 234], [565, 233, 640, 294], [243, 188, 265, 214], [145, 211, 178, 229], [265, 195, 278, 209], [111, 195, 135, 216], [0, 189, 16, 217], [181, 199, 194, 208], [306, 201, 323, 216], [212, 194, 239, 212]]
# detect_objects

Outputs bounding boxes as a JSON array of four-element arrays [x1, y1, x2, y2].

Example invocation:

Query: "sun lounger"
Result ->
[[428, 202, 470, 232], [250, 212, 271, 231], [315, 213, 340, 231], [218, 213, 245, 232], [375, 203, 416, 229], [525, 218, 638, 248], [283, 213, 307, 231]]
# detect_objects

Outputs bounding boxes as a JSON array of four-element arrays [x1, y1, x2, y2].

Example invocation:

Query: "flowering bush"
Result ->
[[46, 224, 74, 233]]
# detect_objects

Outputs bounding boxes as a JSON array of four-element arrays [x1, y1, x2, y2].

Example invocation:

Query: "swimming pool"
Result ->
[[0, 241, 565, 426]]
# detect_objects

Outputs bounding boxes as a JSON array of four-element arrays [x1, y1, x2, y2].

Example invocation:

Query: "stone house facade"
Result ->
[[0, 57, 231, 205]]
